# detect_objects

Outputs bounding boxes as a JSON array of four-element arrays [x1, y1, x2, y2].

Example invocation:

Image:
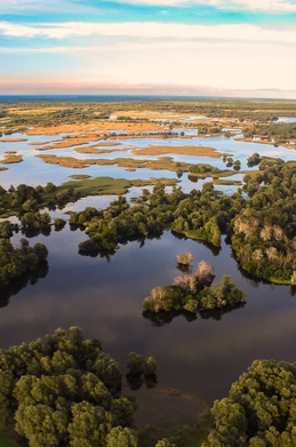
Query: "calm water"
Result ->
[[1, 220, 296, 405], [1, 129, 296, 405], [1, 130, 295, 191]]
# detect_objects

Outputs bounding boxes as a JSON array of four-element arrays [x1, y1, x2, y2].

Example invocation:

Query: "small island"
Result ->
[[143, 261, 246, 314]]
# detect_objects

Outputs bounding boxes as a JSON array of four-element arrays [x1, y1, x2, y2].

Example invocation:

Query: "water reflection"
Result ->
[[1, 226, 296, 405], [78, 232, 163, 258], [21, 226, 52, 238], [0, 260, 48, 308], [171, 231, 221, 256], [142, 302, 246, 327], [126, 373, 158, 391], [143, 309, 198, 327]]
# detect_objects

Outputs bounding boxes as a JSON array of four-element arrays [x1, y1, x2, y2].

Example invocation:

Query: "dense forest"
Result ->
[[204, 359, 296, 447], [0, 327, 159, 447], [1, 327, 296, 447]]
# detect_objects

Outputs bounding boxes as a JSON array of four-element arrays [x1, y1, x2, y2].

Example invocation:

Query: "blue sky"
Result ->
[[1, 0, 296, 97]]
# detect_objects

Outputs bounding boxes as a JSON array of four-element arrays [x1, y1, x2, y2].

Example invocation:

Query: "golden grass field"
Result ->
[[0, 153, 23, 164], [131, 145, 229, 158], [25, 119, 163, 136], [0, 138, 27, 143]]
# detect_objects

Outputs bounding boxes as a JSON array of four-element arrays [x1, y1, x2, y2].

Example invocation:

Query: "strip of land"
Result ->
[[0, 153, 23, 164], [35, 154, 236, 179], [130, 145, 229, 158]]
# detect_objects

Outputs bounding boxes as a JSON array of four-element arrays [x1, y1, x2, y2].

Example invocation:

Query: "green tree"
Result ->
[[144, 357, 157, 376], [106, 426, 137, 447], [127, 353, 145, 375], [68, 401, 112, 447]]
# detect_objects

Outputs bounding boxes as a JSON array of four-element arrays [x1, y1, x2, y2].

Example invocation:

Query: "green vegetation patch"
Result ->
[[0, 239, 48, 289], [57, 177, 179, 198], [131, 178, 180, 187], [143, 261, 246, 315], [204, 359, 296, 446], [0, 327, 136, 447], [57, 177, 131, 196], [0, 434, 19, 447], [211, 179, 242, 186], [69, 174, 92, 180]]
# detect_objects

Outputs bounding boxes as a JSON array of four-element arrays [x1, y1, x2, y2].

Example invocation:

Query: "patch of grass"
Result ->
[[69, 174, 91, 180], [286, 160, 296, 168], [36, 154, 88, 168], [168, 388, 181, 396], [131, 178, 180, 187], [212, 179, 242, 185], [269, 277, 290, 285], [0, 154, 23, 164], [74, 146, 122, 154], [58, 176, 180, 197], [192, 432, 208, 447], [0, 434, 19, 447], [0, 139, 27, 143], [131, 145, 228, 158], [188, 170, 235, 180], [57, 177, 131, 196], [240, 169, 261, 178]]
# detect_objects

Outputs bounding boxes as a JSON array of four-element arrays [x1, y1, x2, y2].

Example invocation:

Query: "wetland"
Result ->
[[2, 98, 296, 447]]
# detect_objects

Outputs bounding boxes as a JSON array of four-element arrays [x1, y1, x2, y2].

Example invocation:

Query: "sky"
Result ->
[[1, 0, 296, 98]]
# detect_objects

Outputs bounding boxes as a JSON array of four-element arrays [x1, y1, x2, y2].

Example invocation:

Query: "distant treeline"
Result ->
[[1, 99, 296, 128], [243, 122, 296, 144]]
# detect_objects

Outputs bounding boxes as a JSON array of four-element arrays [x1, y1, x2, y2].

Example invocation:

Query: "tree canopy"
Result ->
[[203, 359, 296, 447], [0, 327, 135, 447]]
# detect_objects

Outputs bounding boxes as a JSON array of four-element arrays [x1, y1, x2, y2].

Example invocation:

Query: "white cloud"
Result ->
[[1, 0, 295, 12], [1, 21, 296, 94], [0, 0, 95, 14], [113, 0, 296, 12], [1, 21, 296, 43]]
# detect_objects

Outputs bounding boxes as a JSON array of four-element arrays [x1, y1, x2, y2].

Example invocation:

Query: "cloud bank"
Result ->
[[1, 0, 296, 13], [0, 21, 296, 43], [115, 0, 296, 13]]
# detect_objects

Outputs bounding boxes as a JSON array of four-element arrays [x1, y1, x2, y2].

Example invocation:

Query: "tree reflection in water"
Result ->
[[0, 261, 49, 308], [142, 302, 246, 327]]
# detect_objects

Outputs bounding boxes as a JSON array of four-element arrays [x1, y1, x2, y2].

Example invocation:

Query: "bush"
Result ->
[[176, 253, 193, 265]]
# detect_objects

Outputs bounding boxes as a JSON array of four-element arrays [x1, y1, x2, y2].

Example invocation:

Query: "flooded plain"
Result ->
[[1, 124, 296, 405]]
